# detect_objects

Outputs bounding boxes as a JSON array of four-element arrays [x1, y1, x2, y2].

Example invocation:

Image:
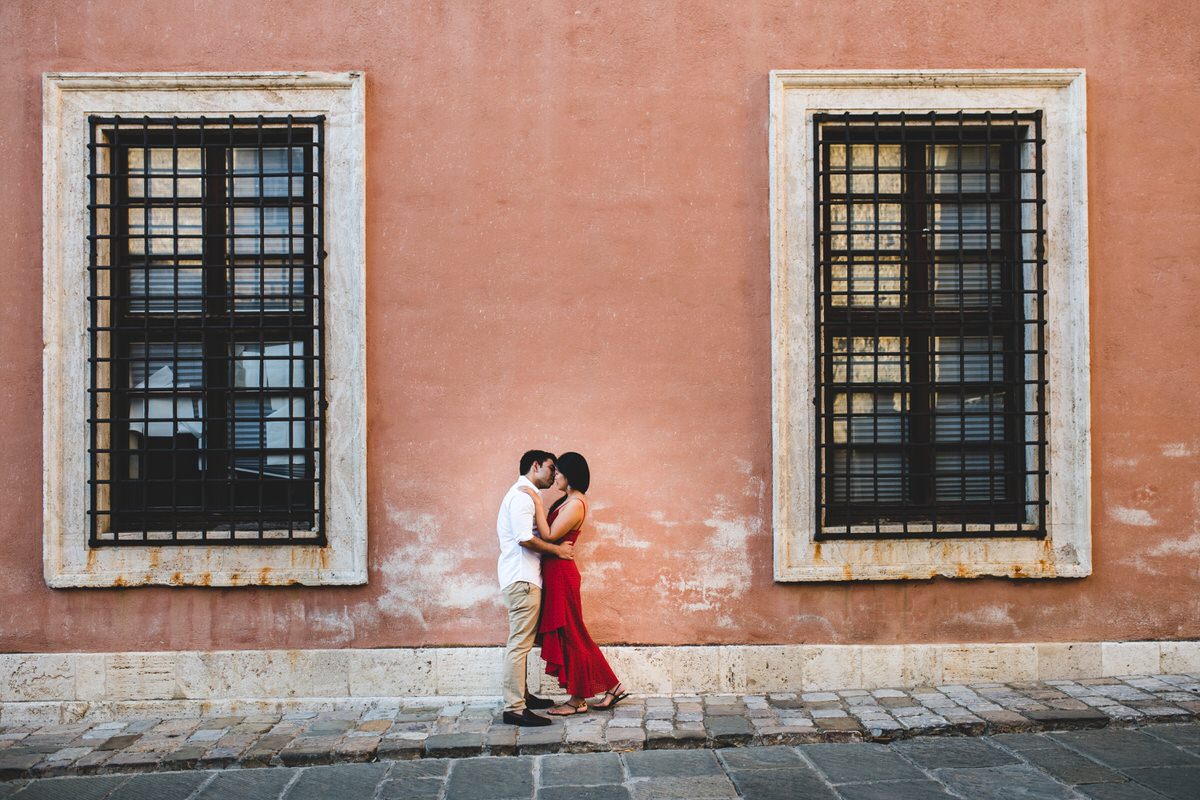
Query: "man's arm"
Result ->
[[520, 535, 575, 560]]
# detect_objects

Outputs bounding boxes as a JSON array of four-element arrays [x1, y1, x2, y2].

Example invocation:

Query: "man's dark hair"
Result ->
[[519, 450, 556, 476]]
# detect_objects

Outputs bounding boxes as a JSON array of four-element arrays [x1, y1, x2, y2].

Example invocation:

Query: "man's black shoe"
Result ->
[[524, 695, 555, 710], [503, 709, 552, 727]]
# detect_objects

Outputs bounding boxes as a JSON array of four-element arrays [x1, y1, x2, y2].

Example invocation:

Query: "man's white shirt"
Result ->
[[497, 476, 542, 590]]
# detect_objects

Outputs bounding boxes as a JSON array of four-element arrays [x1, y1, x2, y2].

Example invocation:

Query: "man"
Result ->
[[497, 450, 575, 726]]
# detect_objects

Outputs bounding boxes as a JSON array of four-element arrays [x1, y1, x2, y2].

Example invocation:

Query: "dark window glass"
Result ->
[[88, 116, 325, 545], [814, 112, 1047, 539]]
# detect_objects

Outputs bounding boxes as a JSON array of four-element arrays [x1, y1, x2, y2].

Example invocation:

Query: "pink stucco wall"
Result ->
[[1, 0, 1198, 653]]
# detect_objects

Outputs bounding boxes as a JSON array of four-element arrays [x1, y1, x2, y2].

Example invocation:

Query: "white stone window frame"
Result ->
[[770, 70, 1090, 582], [43, 72, 367, 587]]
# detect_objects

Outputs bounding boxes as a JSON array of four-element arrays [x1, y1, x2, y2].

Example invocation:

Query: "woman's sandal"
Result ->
[[592, 684, 629, 710], [547, 700, 588, 716]]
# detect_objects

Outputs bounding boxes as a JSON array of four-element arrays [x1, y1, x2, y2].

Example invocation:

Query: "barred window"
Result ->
[[88, 116, 325, 545], [814, 112, 1047, 539]]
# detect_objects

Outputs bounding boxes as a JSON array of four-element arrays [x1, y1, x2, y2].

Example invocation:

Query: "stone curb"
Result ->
[[1, 673, 1197, 782]]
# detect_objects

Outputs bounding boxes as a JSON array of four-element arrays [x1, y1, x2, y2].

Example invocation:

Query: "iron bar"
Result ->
[[87, 116, 326, 546], [813, 111, 1047, 540]]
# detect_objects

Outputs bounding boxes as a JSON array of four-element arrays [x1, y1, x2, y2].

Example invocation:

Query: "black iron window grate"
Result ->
[[87, 115, 326, 545], [813, 111, 1047, 540]]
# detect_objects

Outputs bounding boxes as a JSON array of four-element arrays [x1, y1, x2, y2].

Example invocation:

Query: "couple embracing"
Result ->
[[496, 450, 627, 726]]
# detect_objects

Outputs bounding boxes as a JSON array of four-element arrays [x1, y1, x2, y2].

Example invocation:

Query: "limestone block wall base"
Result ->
[[2, 641, 1197, 726]]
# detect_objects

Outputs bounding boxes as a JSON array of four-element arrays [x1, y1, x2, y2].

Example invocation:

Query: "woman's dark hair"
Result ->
[[519, 449, 556, 475], [555, 451, 590, 493]]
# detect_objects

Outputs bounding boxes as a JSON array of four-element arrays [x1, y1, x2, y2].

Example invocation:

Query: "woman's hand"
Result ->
[[519, 486, 544, 508]]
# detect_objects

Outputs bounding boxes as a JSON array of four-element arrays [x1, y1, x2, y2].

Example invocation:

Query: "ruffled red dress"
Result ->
[[539, 499, 619, 697]]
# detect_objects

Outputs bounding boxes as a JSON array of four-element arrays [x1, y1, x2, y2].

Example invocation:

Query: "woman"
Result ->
[[520, 452, 627, 715]]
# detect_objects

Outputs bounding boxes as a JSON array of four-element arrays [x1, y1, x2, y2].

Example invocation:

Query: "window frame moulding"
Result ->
[[768, 69, 1090, 582], [42, 72, 367, 587]]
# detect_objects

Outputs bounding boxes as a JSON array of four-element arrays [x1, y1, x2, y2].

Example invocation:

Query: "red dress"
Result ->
[[539, 499, 619, 697]]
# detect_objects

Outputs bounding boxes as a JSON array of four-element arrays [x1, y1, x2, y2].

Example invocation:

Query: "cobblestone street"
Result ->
[[1, 675, 1199, 796], [1, 725, 1198, 799], [4, 674, 1200, 777]]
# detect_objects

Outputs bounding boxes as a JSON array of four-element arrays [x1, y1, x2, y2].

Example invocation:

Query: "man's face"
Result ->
[[532, 460, 556, 490]]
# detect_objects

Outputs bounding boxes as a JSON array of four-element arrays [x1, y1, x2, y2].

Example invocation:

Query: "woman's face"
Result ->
[[553, 470, 568, 492]]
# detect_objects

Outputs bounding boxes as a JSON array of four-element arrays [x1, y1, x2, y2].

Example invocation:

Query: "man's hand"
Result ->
[[555, 541, 575, 560]]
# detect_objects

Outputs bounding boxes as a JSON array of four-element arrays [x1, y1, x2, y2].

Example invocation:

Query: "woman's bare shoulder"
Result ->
[[561, 496, 588, 520]]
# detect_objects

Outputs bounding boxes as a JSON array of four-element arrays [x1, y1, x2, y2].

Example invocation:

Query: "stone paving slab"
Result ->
[[0, 674, 1197, 782], [0, 724, 1197, 798]]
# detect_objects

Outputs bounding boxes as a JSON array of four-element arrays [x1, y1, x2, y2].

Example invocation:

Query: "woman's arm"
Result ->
[[518, 487, 551, 538], [518, 490, 585, 542], [543, 498, 584, 542], [513, 490, 574, 559]]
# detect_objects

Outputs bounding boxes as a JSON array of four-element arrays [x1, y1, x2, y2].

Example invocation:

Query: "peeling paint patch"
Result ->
[[1108, 456, 1139, 469], [949, 604, 1016, 627], [647, 510, 679, 528], [578, 558, 624, 588], [1120, 533, 1200, 577], [1117, 485, 1200, 576], [655, 503, 759, 618], [745, 475, 766, 502], [574, 514, 662, 599], [590, 519, 653, 549], [792, 614, 837, 637], [378, 506, 498, 628], [1109, 506, 1157, 527], [306, 608, 357, 645], [1146, 534, 1200, 559], [1162, 442, 1195, 457], [731, 461, 767, 501]]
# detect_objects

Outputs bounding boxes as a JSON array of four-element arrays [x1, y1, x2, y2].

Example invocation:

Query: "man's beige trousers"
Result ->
[[501, 580, 541, 711]]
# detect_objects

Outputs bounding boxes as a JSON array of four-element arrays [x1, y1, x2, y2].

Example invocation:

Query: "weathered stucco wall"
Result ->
[[1, 0, 1198, 652]]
